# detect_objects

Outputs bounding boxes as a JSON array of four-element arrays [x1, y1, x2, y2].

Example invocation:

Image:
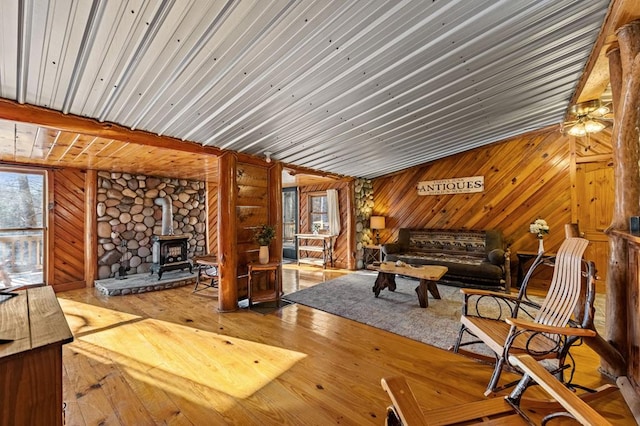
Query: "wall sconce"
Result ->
[[370, 216, 386, 245]]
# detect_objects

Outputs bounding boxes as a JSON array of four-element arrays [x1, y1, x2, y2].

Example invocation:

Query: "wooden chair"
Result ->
[[453, 237, 597, 396], [381, 354, 614, 425], [193, 255, 219, 293]]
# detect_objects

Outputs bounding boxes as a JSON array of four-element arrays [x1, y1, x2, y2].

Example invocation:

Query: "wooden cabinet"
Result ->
[[0, 286, 73, 426], [295, 234, 335, 268]]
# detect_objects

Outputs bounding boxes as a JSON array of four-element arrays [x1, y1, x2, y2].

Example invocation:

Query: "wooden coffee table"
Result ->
[[368, 262, 448, 308]]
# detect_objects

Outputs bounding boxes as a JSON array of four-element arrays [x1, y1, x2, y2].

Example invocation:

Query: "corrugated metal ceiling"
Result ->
[[0, 0, 610, 178]]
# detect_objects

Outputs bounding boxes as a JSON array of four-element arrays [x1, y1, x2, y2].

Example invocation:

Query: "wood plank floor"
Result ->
[[56, 264, 636, 425]]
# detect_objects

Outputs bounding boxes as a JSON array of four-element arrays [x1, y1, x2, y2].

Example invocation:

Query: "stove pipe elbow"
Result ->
[[154, 196, 174, 235]]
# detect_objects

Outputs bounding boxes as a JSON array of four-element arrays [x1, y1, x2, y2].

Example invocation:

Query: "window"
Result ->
[[309, 192, 329, 232], [0, 168, 45, 287]]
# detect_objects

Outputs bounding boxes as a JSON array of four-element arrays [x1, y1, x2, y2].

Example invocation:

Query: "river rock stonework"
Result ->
[[96, 172, 207, 279], [354, 178, 375, 269]]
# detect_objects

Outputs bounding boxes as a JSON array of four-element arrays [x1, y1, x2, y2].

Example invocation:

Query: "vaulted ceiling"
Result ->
[[0, 0, 630, 180]]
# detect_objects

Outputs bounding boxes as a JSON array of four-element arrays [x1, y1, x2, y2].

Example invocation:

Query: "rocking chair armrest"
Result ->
[[459, 288, 520, 301], [381, 377, 428, 426], [505, 317, 597, 338], [508, 354, 612, 426]]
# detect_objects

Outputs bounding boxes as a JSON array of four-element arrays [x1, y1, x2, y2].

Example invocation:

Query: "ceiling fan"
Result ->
[[562, 99, 613, 137]]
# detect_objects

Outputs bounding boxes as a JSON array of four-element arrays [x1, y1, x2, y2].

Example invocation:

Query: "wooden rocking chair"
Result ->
[[381, 354, 614, 425], [453, 237, 597, 396]]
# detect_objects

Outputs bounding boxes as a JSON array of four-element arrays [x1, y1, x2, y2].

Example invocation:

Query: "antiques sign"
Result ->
[[417, 176, 484, 195]]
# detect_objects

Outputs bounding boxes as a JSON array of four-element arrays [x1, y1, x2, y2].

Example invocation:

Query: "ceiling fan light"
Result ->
[[567, 123, 587, 137], [594, 105, 610, 116], [584, 119, 605, 133]]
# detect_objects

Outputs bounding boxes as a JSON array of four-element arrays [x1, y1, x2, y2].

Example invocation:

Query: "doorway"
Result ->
[[283, 187, 298, 260], [575, 157, 613, 291], [0, 168, 46, 288]]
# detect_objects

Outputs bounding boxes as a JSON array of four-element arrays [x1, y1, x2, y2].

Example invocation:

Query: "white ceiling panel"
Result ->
[[0, 0, 610, 178]]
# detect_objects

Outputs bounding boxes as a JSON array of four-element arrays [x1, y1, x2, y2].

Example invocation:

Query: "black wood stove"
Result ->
[[150, 235, 192, 280]]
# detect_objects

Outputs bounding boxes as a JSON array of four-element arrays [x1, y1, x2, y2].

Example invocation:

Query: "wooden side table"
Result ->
[[247, 262, 281, 306], [516, 251, 555, 287], [363, 244, 383, 264]]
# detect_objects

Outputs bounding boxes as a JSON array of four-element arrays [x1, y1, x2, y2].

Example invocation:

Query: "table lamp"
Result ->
[[370, 216, 385, 245]]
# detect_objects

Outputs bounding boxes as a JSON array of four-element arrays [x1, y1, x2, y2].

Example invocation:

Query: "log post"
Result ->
[[84, 169, 98, 287], [217, 152, 238, 312], [268, 162, 283, 263], [602, 20, 640, 377]]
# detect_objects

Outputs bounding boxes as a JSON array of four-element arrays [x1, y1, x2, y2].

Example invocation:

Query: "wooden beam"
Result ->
[[0, 98, 221, 155], [575, 154, 613, 163], [0, 98, 291, 168], [570, 0, 640, 105]]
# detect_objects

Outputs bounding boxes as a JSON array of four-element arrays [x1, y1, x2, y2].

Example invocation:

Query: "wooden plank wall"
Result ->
[[236, 162, 270, 297], [206, 182, 218, 256], [574, 128, 613, 156], [49, 168, 86, 291], [373, 129, 574, 281], [299, 180, 353, 269]]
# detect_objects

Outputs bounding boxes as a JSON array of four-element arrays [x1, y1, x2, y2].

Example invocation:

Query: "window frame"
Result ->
[[308, 191, 329, 233], [0, 166, 47, 286]]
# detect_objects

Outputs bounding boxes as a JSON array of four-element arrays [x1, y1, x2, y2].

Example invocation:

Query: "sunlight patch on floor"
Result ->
[[61, 300, 307, 404], [58, 298, 142, 335]]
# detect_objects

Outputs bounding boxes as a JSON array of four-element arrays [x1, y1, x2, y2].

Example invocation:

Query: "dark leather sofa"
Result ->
[[382, 228, 511, 290]]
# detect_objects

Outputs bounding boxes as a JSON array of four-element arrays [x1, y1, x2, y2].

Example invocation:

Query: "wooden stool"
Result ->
[[247, 262, 281, 306]]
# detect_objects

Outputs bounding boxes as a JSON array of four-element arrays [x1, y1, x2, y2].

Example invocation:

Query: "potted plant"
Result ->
[[254, 224, 276, 264]]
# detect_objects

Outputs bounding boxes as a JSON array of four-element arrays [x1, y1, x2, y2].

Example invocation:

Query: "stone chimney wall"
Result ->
[[96, 172, 206, 279]]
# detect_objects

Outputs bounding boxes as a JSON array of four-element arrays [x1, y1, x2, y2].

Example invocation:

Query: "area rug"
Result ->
[[284, 271, 605, 351]]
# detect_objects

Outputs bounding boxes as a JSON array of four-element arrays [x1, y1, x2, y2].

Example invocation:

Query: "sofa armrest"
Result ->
[[487, 248, 505, 265]]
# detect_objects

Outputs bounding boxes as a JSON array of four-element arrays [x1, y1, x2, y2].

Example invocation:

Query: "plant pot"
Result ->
[[259, 246, 269, 264]]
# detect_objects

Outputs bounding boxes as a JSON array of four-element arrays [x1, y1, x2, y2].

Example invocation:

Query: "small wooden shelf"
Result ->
[[298, 245, 324, 252], [247, 262, 281, 306]]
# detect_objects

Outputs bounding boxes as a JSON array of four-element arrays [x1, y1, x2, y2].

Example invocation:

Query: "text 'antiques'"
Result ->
[[417, 176, 484, 195]]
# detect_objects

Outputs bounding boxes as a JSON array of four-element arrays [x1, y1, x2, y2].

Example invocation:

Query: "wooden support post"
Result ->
[[84, 169, 98, 287], [602, 20, 640, 377], [217, 152, 238, 312], [268, 162, 283, 263]]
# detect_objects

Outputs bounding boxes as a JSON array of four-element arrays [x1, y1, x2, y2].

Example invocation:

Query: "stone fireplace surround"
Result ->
[[96, 172, 206, 279]]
